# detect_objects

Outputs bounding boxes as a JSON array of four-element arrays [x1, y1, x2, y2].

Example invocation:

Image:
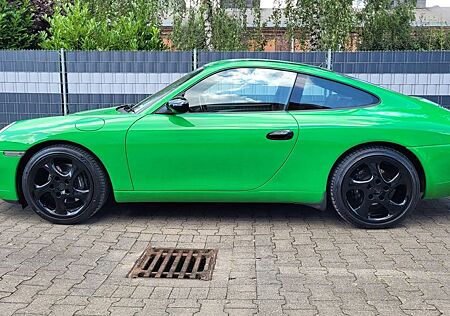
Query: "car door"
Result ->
[[126, 67, 299, 191]]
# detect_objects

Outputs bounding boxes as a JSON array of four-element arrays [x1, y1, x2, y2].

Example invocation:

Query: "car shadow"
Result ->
[[94, 201, 337, 222], [88, 198, 450, 228]]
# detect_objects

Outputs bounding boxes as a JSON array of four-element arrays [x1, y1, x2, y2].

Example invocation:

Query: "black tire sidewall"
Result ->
[[22, 146, 106, 224], [330, 147, 421, 229]]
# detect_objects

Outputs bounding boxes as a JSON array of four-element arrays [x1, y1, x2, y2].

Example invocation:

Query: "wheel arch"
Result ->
[[16, 140, 113, 206], [327, 141, 426, 197]]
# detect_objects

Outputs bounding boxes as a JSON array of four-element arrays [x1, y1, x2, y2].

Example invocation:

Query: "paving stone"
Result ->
[[0, 199, 448, 315], [50, 304, 86, 316], [75, 297, 120, 315], [0, 302, 28, 316]]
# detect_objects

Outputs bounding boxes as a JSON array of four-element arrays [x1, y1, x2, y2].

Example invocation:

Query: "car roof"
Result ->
[[202, 58, 330, 72], [201, 58, 396, 103]]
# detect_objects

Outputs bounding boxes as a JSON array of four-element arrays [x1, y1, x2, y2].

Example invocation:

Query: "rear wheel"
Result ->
[[22, 144, 109, 224], [330, 146, 421, 228]]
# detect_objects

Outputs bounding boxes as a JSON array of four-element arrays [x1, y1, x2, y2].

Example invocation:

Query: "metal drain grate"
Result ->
[[128, 247, 218, 280]]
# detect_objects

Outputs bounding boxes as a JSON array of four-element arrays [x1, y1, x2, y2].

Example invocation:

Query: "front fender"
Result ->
[[0, 115, 138, 202]]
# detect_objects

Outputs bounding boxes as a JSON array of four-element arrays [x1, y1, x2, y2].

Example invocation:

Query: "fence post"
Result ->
[[193, 48, 197, 70], [59, 48, 68, 115], [326, 49, 332, 70]]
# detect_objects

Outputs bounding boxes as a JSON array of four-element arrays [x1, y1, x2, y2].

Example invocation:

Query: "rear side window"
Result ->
[[288, 74, 379, 110]]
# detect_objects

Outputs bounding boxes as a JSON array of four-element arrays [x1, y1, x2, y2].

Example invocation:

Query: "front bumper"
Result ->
[[409, 144, 450, 199], [0, 151, 21, 201]]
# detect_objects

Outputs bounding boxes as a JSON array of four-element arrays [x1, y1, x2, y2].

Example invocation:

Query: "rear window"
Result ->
[[288, 74, 379, 111]]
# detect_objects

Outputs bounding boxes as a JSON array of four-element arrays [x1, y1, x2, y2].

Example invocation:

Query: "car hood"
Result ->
[[71, 106, 120, 116], [4, 106, 131, 131], [0, 106, 139, 150]]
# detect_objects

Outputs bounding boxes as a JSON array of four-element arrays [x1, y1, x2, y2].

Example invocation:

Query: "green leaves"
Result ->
[[278, 0, 354, 51], [1, 0, 449, 52], [359, 0, 416, 50], [40, 0, 166, 50], [170, 0, 249, 51], [319, 0, 355, 51], [0, 0, 37, 49]]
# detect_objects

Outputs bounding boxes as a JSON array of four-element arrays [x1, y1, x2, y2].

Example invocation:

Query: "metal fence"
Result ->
[[0, 49, 449, 127], [0, 50, 61, 125]]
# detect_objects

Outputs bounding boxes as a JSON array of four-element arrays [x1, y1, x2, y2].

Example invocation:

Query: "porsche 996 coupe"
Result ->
[[0, 59, 449, 228]]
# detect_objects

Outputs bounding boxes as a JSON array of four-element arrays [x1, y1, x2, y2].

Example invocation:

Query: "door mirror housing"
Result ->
[[166, 97, 189, 114]]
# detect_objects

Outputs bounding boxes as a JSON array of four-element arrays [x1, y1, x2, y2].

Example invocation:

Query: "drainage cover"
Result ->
[[128, 247, 218, 280]]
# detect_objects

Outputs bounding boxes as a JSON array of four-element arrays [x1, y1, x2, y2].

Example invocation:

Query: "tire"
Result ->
[[22, 144, 109, 224], [330, 146, 421, 229]]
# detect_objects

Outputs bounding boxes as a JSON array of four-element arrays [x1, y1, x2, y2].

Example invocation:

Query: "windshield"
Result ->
[[133, 68, 203, 113]]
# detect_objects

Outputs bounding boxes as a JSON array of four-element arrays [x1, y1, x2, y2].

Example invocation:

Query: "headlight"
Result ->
[[0, 122, 16, 134]]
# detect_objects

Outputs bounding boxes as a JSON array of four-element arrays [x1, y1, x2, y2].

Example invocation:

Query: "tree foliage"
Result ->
[[170, 0, 248, 51], [0, 0, 37, 49], [249, 0, 267, 51], [40, 0, 165, 50], [359, 0, 416, 50], [319, 0, 354, 50], [30, 0, 55, 33], [1, 0, 449, 51], [413, 17, 450, 51], [170, 2, 206, 50], [82, 0, 168, 27], [281, 0, 354, 51]]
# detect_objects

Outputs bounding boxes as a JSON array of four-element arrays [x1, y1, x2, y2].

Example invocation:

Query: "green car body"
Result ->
[[0, 59, 449, 211]]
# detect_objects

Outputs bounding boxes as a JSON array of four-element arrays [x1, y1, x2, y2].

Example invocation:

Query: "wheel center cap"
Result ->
[[57, 183, 65, 191]]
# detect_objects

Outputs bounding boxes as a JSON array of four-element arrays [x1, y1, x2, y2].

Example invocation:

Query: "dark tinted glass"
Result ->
[[288, 74, 379, 110]]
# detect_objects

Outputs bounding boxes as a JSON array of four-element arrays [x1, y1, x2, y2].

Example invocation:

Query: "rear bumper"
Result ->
[[409, 144, 450, 199], [0, 152, 21, 201]]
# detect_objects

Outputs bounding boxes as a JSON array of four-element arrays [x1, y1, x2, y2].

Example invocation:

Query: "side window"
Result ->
[[288, 74, 379, 110], [183, 68, 297, 112]]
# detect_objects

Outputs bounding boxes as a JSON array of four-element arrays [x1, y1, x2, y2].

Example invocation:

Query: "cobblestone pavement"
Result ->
[[0, 198, 449, 316]]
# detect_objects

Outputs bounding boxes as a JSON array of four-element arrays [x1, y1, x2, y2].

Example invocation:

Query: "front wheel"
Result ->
[[330, 146, 421, 229], [22, 144, 109, 224]]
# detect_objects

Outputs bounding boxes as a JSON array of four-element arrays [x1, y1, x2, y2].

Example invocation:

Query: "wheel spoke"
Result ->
[[42, 160, 65, 178], [42, 162, 53, 174], [343, 177, 372, 194], [72, 188, 89, 202], [386, 172, 405, 188], [33, 181, 51, 198], [381, 199, 407, 216], [69, 163, 79, 178], [353, 197, 371, 218], [367, 162, 382, 179], [54, 196, 66, 213], [69, 166, 83, 185]]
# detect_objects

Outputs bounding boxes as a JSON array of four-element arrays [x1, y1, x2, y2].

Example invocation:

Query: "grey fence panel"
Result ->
[[0, 49, 449, 128], [335, 51, 450, 108], [0, 50, 62, 127], [65, 51, 192, 113], [198, 51, 328, 67], [198, 51, 450, 108], [333, 51, 450, 73]]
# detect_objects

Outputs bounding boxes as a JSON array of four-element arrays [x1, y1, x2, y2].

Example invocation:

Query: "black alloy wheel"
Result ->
[[330, 146, 421, 228], [22, 145, 109, 224]]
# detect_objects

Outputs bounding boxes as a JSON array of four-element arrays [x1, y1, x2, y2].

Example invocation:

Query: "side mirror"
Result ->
[[166, 97, 189, 114]]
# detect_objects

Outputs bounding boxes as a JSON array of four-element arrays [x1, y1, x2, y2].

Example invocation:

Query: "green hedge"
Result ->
[[40, 1, 165, 51], [0, 0, 37, 49]]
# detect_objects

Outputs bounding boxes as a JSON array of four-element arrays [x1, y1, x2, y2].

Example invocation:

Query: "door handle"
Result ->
[[266, 129, 294, 140]]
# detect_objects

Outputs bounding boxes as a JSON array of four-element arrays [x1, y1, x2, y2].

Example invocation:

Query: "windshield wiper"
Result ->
[[116, 104, 135, 113]]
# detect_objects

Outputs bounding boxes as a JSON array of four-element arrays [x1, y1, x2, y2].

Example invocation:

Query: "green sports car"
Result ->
[[0, 59, 449, 228]]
